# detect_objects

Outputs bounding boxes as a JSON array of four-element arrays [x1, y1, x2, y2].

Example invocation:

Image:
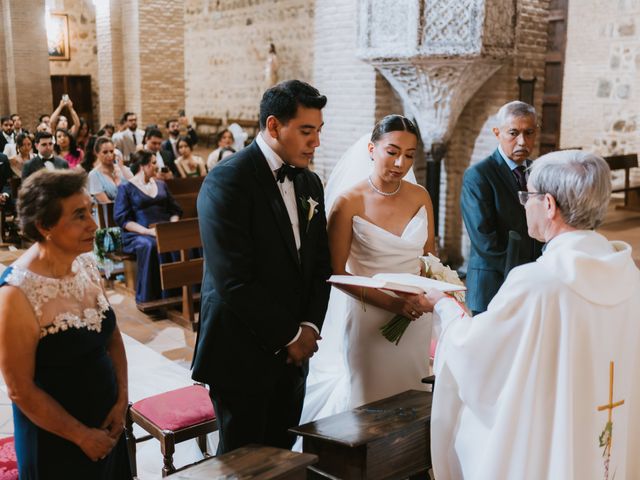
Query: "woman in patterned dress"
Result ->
[[0, 169, 131, 479]]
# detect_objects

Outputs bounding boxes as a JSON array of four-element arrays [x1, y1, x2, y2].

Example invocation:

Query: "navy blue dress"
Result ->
[[0, 261, 131, 479], [114, 180, 183, 303]]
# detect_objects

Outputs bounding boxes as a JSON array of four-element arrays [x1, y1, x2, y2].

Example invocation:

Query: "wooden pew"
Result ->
[[155, 218, 203, 331], [165, 177, 203, 219], [193, 116, 223, 148], [93, 202, 136, 292], [604, 153, 640, 208], [227, 118, 260, 142], [291, 390, 432, 479], [167, 445, 317, 479]]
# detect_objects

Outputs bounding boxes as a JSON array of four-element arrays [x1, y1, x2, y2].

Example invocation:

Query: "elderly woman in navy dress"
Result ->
[[114, 150, 182, 304], [0, 169, 131, 479]]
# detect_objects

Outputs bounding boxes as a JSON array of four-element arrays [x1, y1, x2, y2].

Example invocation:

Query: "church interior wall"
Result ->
[[183, 0, 314, 125], [47, 0, 99, 129], [0, 1, 9, 116], [441, 0, 549, 264], [561, 0, 640, 183]]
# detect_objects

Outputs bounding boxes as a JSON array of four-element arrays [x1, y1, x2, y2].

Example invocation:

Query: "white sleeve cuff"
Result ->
[[285, 327, 302, 347], [300, 322, 320, 336]]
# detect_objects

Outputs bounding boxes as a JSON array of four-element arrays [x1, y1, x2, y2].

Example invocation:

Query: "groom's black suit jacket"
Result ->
[[192, 141, 332, 390]]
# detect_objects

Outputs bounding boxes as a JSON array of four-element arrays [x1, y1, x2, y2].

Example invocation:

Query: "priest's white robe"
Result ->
[[431, 230, 640, 480]]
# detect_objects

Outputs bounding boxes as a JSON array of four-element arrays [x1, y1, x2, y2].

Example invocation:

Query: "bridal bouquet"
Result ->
[[380, 254, 465, 345]]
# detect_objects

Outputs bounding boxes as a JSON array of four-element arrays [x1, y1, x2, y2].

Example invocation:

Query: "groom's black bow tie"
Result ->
[[276, 163, 303, 183]]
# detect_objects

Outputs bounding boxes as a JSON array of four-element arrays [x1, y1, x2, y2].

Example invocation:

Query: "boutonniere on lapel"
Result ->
[[299, 196, 319, 233]]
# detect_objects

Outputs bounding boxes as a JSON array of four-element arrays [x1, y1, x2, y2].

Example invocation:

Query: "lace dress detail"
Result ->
[[4, 253, 110, 338]]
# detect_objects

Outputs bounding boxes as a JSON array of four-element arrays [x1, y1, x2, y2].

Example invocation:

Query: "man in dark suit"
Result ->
[[193, 80, 332, 454], [143, 127, 178, 179], [0, 116, 14, 155], [161, 118, 198, 164], [461, 101, 544, 314], [22, 131, 69, 179]]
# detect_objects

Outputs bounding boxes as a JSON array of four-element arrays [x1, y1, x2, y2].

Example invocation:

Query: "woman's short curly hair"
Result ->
[[18, 169, 88, 242]]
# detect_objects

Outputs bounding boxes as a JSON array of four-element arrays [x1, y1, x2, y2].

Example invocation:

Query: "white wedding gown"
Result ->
[[300, 205, 433, 425]]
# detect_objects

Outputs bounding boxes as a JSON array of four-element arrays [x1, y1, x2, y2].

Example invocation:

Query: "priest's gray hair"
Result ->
[[528, 150, 611, 229], [496, 101, 537, 127]]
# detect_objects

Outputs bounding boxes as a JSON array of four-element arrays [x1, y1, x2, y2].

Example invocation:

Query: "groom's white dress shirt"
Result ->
[[256, 133, 320, 346]]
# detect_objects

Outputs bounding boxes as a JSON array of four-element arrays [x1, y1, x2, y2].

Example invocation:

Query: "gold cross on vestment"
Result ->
[[597, 361, 625, 424]]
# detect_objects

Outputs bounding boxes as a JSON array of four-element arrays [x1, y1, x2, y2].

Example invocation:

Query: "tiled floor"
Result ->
[[0, 197, 637, 478]]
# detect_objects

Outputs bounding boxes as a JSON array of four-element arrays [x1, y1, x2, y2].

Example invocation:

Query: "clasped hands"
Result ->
[[78, 399, 127, 462], [397, 289, 449, 319], [286, 325, 321, 366]]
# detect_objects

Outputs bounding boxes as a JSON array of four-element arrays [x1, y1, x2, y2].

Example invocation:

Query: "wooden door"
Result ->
[[540, 0, 569, 154], [50, 75, 93, 131]]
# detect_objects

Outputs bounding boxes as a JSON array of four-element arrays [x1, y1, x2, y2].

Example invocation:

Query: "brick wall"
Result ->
[[1, 0, 52, 129], [311, 0, 379, 181], [184, 0, 314, 125], [0, 2, 8, 115], [561, 0, 640, 182], [137, 0, 185, 129], [48, 0, 99, 128]]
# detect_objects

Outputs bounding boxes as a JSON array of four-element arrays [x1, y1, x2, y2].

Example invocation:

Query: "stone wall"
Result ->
[[561, 0, 640, 162], [48, 0, 99, 128], [184, 0, 314, 124]]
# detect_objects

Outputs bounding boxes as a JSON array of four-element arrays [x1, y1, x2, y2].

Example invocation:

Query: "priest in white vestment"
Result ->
[[425, 150, 640, 480]]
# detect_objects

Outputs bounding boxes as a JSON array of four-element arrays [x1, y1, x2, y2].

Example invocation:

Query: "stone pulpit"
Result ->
[[357, 0, 516, 232]]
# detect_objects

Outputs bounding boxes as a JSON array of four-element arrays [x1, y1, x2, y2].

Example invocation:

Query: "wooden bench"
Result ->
[[193, 116, 223, 148], [604, 153, 640, 208], [227, 117, 260, 142], [166, 177, 203, 219], [168, 445, 318, 479], [155, 218, 203, 330], [290, 389, 432, 479], [93, 202, 137, 291]]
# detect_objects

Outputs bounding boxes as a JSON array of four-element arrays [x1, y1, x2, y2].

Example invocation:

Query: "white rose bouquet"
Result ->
[[379, 254, 465, 345]]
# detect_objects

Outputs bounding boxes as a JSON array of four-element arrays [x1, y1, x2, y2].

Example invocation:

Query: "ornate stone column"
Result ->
[[357, 0, 516, 240]]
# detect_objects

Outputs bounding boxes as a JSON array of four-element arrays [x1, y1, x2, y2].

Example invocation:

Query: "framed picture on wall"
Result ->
[[47, 13, 70, 61]]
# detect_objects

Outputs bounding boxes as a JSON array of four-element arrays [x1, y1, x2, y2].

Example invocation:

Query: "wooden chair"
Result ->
[[125, 384, 217, 477], [604, 153, 640, 208], [155, 218, 203, 331], [165, 176, 204, 196]]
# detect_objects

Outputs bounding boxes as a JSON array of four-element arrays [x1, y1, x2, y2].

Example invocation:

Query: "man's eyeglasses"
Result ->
[[518, 191, 545, 206]]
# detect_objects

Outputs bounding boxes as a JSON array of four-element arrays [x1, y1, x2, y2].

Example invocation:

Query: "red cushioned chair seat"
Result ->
[[0, 436, 18, 480], [131, 385, 215, 431]]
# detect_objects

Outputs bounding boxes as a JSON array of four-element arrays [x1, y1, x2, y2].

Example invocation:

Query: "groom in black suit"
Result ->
[[192, 80, 332, 454]]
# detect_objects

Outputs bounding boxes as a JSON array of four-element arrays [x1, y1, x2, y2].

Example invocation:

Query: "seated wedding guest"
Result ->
[[206, 129, 235, 170], [11, 114, 28, 137], [88, 137, 131, 203], [50, 97, 81, 137], [174, 136, 206, 178], [0, 115, 14, 156], [0, 134, 33, 211], [98, 124, 116, 138], [76, 119, 91, 151], [35, 121, 52, 134], [22, 131, 68, 179], [142, 127, 177, 180], [424, 150, 640, 480], [80, 135, 98, 173], [0, 169, 131, 478], [55, 128, 84, 169], [114, 150, 182, 304], [162, 118, 198, 165], [112, 112, 143, 162]]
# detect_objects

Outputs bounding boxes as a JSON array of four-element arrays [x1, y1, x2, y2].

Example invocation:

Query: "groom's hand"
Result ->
[[286, 325, 320, 366]]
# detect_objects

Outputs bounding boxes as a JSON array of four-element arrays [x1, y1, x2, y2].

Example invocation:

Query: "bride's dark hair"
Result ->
[[371, 115, 418, 143]]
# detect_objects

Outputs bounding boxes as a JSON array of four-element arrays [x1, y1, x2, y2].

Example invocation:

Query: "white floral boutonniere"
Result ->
[[299, 196, 319, 233]]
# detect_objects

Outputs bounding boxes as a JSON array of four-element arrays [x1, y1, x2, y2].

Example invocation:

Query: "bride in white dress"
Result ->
[[301, 115, 436, 424]]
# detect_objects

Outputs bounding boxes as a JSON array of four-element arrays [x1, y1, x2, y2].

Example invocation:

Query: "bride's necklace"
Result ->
[[368, 176, 401, 197]]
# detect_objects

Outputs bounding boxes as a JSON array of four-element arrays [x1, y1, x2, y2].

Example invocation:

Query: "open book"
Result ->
[[328, 273, 466, 295]]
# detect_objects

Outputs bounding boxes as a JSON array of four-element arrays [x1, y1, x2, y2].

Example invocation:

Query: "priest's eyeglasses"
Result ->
[[518, 191, 546, 206]]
